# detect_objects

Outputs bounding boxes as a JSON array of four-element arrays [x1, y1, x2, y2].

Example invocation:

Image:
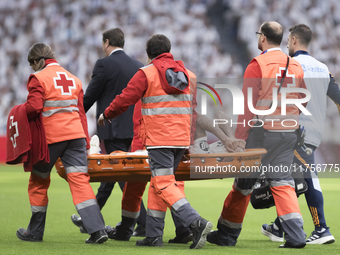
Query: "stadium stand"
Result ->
[[0, 0, 241, 137], [1, 0, 340, 161]]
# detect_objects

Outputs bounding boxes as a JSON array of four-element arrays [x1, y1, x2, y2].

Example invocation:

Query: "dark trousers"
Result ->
[[96, 138, 146, 228], [217, 130, 306, 247], [30, 138, 104, 236], [146, 148, 198, 237]]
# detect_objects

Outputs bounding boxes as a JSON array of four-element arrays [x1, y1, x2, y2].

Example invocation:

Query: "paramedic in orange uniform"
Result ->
[[105, 99, 193, 244], [16, 43, 107, 244], [98, 34, 213, 249], [207, 21, 307, 248]]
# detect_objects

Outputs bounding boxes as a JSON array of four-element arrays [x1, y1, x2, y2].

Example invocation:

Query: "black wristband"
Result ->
[[103, 112, 108, 119]]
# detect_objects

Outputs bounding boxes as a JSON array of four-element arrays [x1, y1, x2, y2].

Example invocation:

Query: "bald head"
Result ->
[[260, 21, 283, 46]]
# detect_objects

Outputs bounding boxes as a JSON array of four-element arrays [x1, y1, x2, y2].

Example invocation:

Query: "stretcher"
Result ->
[[55, 148, 267, 182]]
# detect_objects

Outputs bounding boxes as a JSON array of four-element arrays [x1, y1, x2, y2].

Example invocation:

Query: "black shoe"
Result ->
[[207, 230, 229, 246], [279, 242, 306, 248], [16, 228, 43, 242], [71, 214, 87, 234], [132, 225, 146, 237], [189, 217, 213, 249], [168, 232, 193, 244], [136, 236, 163, 246], [85, 230, 108, 244], [105, 225, 130, 241]]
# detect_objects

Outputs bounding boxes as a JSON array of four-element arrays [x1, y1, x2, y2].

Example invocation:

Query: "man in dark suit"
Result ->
[[71, 28, 146, 237]]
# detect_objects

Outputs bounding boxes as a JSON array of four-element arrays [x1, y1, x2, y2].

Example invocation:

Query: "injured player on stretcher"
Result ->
[[190, 111, 245, 154]]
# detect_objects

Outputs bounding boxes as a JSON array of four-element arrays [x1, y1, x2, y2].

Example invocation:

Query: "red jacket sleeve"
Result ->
[[131, 100, 143, 152], [104, 70, 148, 119], [77, 89, 90, 149], [25, 76, 45, 121], [235, 59, 261, 140]]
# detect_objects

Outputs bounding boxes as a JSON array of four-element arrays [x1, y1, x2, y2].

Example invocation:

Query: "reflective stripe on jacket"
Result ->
[[139, 64, 195, 146], [32, 63, 86, 144]]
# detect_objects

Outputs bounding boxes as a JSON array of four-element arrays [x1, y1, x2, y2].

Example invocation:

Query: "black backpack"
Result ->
[[250, 164, 308, 209]]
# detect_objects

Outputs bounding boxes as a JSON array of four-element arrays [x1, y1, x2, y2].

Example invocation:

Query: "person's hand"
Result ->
[[235, 139, 246, 150], [98, 113, 106, 126], [232, 139, 246, 152], [181, 148, 190, 161], [98, 113, 111, 126], [223, 138, 246, 152], [223, 138, 238, 152], [234, 147, 244, 152]]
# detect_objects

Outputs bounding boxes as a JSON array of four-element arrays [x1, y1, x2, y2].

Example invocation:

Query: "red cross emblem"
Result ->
[[8, 116, 19, 148], [276, 67, 295, 88], [53, 72, 76, 95]]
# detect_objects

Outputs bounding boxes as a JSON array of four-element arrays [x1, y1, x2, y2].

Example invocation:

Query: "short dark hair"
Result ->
[[102, 28, 124, 48], [146, 34, 171, 59], [289, 24, 312, 46], [261, 22, 283, 45]]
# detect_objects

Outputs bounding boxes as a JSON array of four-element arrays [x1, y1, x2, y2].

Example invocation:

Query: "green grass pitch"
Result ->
[[0, 165, 339, 254]]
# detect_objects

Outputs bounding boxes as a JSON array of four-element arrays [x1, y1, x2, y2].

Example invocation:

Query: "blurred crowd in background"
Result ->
[[1, 0, 340, 154], [222, 0, 340, 146], [0, 0, 241, 136]]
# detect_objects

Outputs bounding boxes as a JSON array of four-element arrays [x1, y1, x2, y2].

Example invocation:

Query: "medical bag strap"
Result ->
[[256, 56, 290, 121]]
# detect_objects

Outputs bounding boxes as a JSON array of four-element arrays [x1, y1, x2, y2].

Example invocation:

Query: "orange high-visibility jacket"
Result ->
[[254, 50, 305, 130], [32, 63, 86, 144], [139, 64, 196, 147]]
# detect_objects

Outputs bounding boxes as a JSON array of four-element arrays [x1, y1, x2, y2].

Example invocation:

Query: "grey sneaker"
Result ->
[[71, 214, 87, 234], [189, 217, 213, 249]]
